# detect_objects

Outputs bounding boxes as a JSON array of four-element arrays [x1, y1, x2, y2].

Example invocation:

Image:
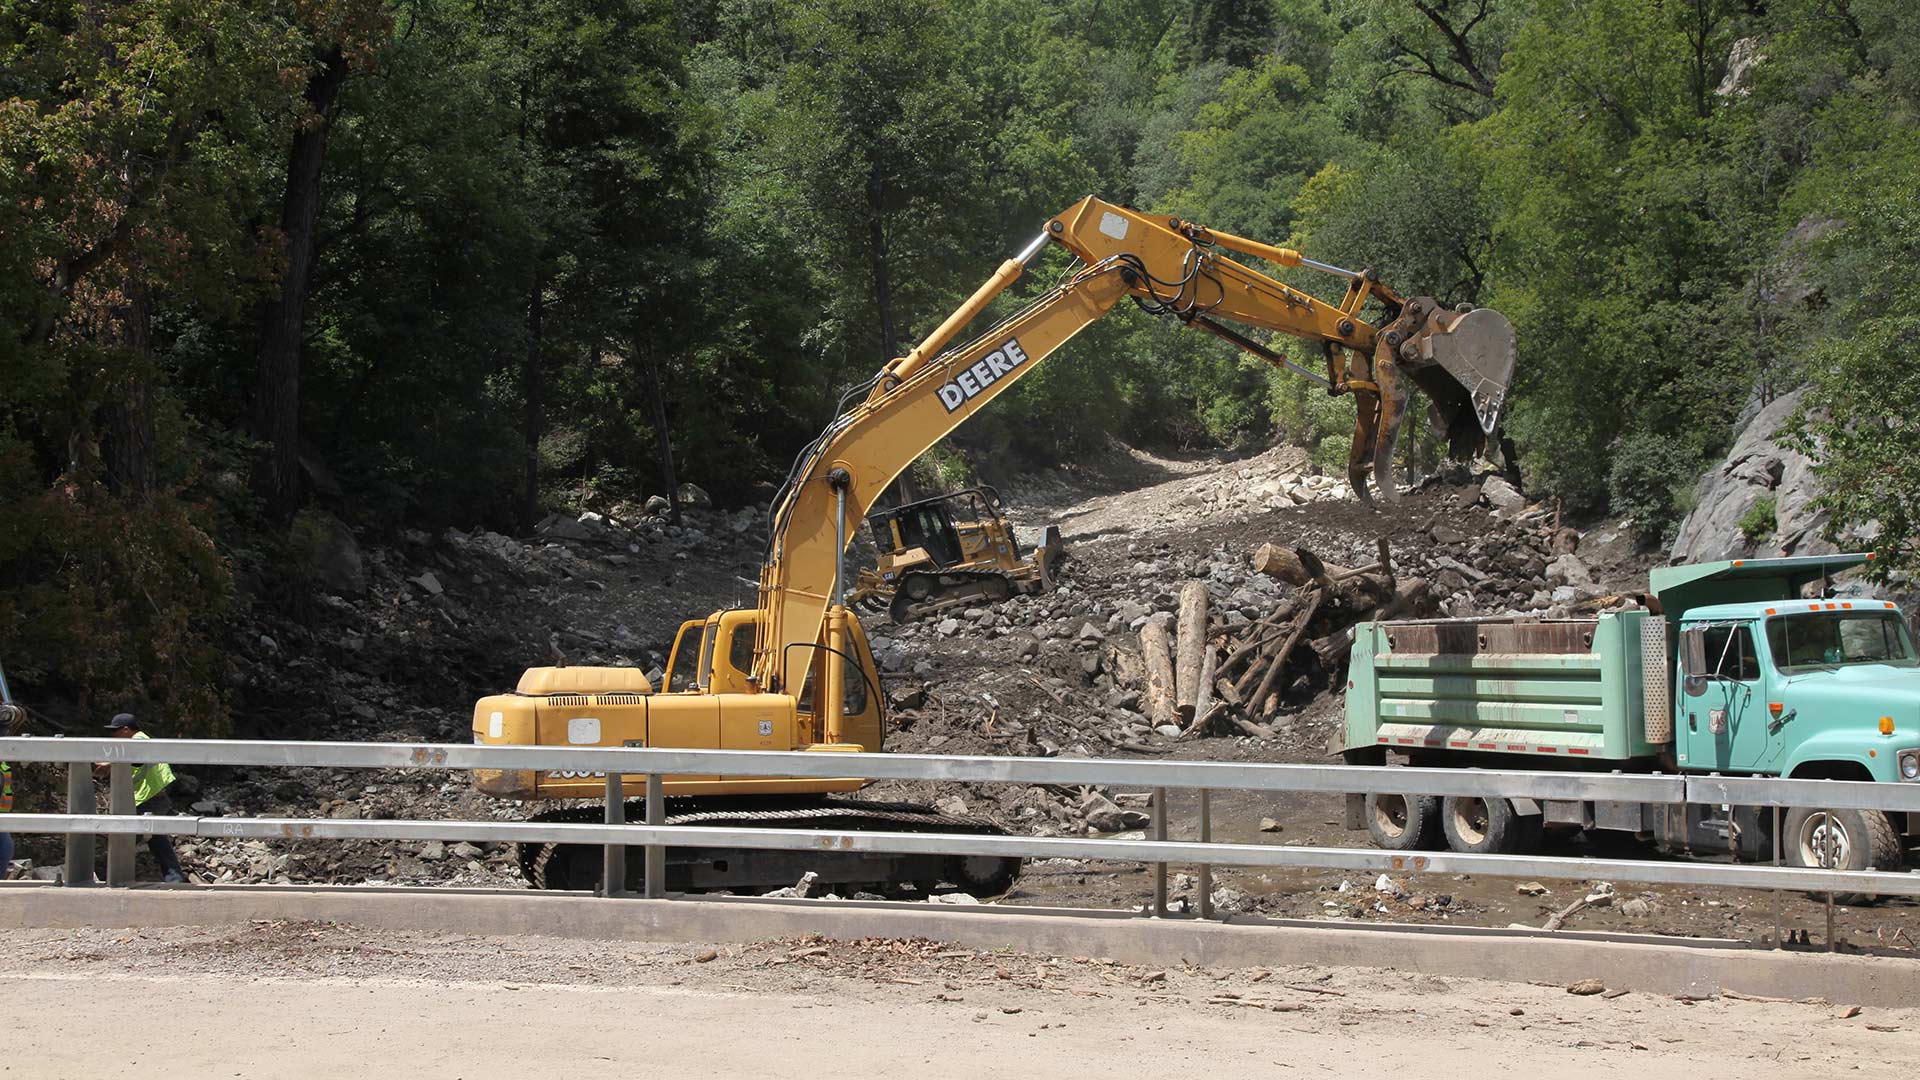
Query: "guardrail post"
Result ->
[[1770, 804, 1781, 949], [63, 762, 94, 886], [1151, 786, 1168, 918], [105, 762, 135, 886], [644, 772, 665, 900], [1824, 804, 1836, 953], [602, 772, 625, 898], [1197, 789, 1213, 920]]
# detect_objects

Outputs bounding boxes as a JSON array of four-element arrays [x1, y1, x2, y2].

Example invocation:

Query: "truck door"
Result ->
[[1678, 621, 1774, 771]]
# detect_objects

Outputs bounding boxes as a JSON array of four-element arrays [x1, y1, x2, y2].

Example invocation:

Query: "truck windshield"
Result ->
[[1765, 612, 1918, 673]]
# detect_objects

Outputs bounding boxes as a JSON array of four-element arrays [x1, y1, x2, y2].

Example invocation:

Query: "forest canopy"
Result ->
[[3, 0, 1917, 724]]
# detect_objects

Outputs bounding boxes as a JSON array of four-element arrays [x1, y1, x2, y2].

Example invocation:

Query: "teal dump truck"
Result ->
[[1341, 553, 1919, 876]]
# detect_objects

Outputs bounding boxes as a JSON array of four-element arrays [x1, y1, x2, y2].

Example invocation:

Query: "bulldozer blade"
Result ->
[[1424, 307, 1515, 435]]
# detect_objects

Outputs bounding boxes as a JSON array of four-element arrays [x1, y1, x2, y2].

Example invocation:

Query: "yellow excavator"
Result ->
[[472, 196, 1515, 893], [848, 486, 1065, 623]]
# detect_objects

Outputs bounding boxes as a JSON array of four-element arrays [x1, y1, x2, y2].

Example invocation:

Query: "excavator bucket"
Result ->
[[1423, 307, 1515, 435]]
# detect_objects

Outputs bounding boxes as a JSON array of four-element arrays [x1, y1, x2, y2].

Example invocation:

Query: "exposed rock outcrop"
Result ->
[[1669, 387, 1834, 563]]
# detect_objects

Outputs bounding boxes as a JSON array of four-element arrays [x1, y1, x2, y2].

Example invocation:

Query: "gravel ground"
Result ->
[[3, 921, 1913, 1079]]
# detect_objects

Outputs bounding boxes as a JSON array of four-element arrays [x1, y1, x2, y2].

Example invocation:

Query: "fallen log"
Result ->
[[1175, 581, 1209, 721], [1254, 544, 1352, 585], [1182, 647, 1218, 738], [1139, 620, 1177, 727]]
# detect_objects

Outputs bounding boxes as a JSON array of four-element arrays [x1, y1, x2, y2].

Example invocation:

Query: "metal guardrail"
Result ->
[[3, 737, 1918, 915]]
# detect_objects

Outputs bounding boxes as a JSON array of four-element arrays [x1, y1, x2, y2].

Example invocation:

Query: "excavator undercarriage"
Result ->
[[516, 796, 1021, 896]]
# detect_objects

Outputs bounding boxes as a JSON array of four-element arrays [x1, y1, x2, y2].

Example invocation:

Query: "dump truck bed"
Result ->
[[1344, 611, 1666, 762]]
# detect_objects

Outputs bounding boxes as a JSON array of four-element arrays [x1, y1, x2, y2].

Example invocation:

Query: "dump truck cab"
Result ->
[[1671, 596, 1920, 783]]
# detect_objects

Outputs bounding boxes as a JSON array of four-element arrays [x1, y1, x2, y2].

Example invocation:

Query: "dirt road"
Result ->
[[2, 922, 1907, 1079]]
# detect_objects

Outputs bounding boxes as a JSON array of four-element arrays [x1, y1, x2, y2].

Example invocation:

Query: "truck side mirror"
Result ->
[[1681, 627, 1709, 697]]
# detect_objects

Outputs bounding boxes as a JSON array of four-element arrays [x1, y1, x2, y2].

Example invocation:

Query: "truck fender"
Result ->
[[1779, 730, 1894, 784]]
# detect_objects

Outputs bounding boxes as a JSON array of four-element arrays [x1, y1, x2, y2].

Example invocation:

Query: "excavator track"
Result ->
[[518, 796, 1023, 897]]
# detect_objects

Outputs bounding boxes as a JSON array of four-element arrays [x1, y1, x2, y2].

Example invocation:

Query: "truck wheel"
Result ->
[[1365, 793, 1440, 850], [1784, 807, 1903, 905], [1440, 795, 1541, 855]]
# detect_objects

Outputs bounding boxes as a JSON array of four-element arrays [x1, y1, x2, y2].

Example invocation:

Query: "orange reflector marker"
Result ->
[[1765, 608, 1777, 615], [1887, 603, 1898, 609], [1769, 702, 1784, 715], [1871, 749, 1878, 758], [1733, 560, 1745, 566], [1842, 602, 1853, 609], [1881, 717, 1896, 735]]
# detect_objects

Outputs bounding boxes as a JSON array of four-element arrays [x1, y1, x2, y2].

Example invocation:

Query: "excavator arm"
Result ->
[[756, 196, 1515, 698]]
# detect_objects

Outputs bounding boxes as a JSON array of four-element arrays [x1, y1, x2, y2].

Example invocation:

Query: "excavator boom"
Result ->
[[757, 197, 1516, 696]]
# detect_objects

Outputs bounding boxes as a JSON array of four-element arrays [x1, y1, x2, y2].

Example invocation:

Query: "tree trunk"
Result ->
[[252, 45, 350, 519], [1174, 581, 1210, 721], [1139, 620, 1177, 727], [104, 264, 155, 502], [865, 169, 897, 359], [521, 275, 546, 530], [638, 332, 679, 524]]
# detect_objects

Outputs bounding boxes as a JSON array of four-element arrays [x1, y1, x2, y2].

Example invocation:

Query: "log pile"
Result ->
[[1131, 537, 1431, 742]]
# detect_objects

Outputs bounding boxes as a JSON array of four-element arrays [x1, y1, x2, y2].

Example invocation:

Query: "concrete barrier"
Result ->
[[4, 883, 1917, 1006]]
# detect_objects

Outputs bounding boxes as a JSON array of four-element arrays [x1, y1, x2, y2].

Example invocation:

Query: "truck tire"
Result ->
[[1440, 794, 1541, 856], [1783, 807, 1903, 905], [1365, 793, 1440, 851]]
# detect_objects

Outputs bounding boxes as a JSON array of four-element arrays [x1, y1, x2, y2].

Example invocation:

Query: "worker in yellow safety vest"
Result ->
[[103, 714, 185, 882], [0, 756, 13, 878]]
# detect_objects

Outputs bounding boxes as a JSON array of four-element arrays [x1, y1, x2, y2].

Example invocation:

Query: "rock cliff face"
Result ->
[[1670, 387, 1834, 563]]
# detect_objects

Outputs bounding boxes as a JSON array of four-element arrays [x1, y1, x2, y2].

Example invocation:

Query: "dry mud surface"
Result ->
[[2, 921, 1913, 1079]]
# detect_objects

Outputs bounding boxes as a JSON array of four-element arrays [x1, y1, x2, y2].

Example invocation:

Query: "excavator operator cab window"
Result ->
[[694, 618, 718, 690], [794, 641, 871, 722], [663, 619, 704, 693]]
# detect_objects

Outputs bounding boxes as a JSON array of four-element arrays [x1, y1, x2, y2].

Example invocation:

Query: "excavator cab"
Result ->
[[850, 486, 1065, 623]]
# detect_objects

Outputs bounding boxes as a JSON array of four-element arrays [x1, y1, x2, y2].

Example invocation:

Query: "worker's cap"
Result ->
[[104, 713, 140, 732]]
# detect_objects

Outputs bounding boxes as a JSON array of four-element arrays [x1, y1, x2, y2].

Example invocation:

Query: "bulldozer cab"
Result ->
[[868, 487, 1006, 568]]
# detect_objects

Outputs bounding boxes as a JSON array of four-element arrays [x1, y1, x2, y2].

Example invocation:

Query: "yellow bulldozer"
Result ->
[[848, 486, 1065, 624]]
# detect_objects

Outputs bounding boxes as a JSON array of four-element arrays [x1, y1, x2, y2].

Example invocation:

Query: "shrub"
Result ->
[[1739, 495, 1778, 544]]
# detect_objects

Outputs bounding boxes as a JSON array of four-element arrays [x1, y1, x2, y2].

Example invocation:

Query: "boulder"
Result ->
[[676, 483, 713, 509], [1481, 476, 1526, 515], [536, 514, 599, 542], [1545, 554, 1593, 588], [293, 511, 364, 596], [1670, 387, 1835, 563]]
